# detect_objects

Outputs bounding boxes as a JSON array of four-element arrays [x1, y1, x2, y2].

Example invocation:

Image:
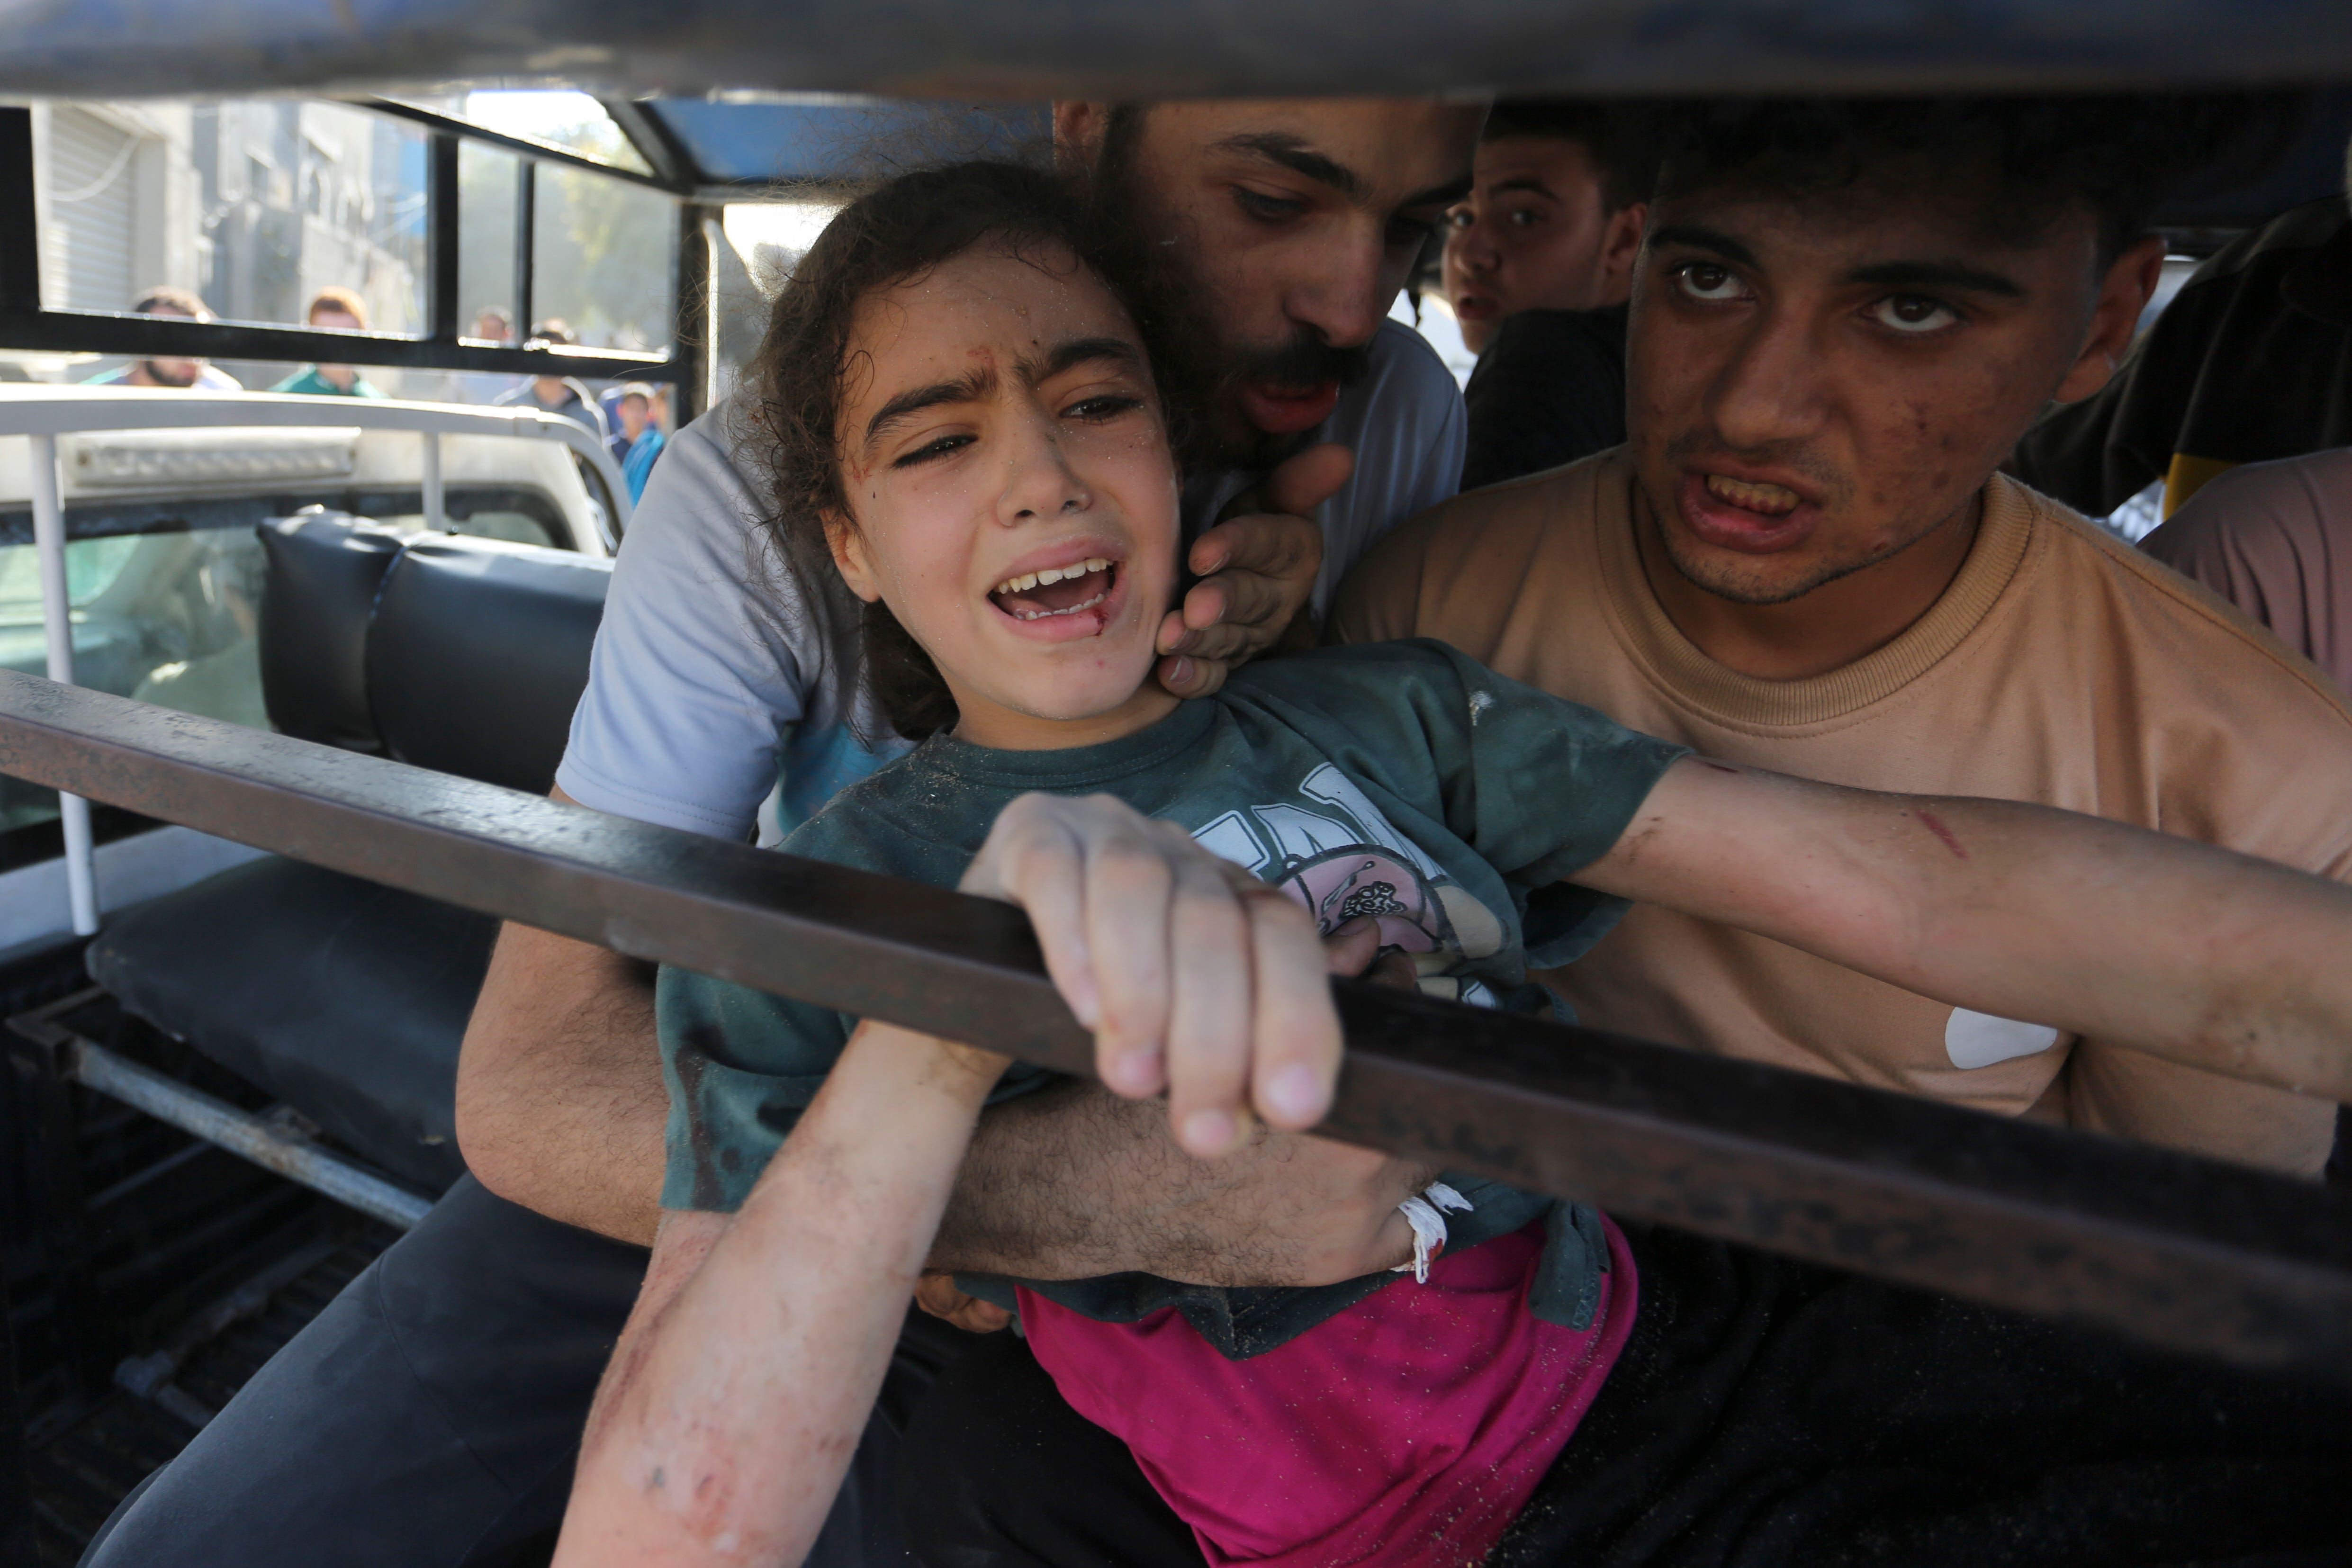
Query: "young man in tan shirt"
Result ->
[[1337, 97, 2352, 1179]]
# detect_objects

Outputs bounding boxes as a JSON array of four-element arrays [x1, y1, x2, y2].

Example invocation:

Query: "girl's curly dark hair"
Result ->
[[746, 161, 1186, 743]]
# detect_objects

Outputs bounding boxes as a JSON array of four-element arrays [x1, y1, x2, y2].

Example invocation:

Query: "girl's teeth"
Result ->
[[992, 558, 1113, 597], [1010, 588, 1109, 621]]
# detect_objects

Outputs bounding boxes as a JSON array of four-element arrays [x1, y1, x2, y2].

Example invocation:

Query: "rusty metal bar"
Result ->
[[2, 981, 434, 1238], [0, 670, 2348, 1376]]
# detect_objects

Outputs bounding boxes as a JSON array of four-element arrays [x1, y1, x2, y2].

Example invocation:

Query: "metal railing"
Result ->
[[9, 997, 434, 1233], [0, 670, 2347, 1378]]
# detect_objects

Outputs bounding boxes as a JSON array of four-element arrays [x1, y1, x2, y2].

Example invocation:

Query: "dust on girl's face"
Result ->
[[828, 241, 1183, 746]]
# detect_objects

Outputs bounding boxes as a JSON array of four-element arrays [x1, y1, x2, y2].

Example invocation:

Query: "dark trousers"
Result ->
[[80, 1176, 948, 1568], [900, 1225, 2352, 1568]]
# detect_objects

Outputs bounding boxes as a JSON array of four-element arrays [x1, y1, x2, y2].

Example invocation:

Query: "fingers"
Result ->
[[1258, 442, 1355, 521], [1082, 815, 1180, 1099], [1155, 509, 1323, 676], [1324, 916, 1419, 997], [1176, 570, 1288, 647], [1147, 592, 1261, 677], [943, 1297, 1015, 1333], [914, 1273, 1015, 1334], [1154, 649, 1232, 700], [1322, 915, 1383, 976], [965, 799, 1103, 1031], [1186, 509, 1322, 584], [1180, 516, 1321, 630], [1364, 948, 1420, 992], [1161, 844, 1258, 1156], [1243, 883, 1343, 1134], [962, 793, 1344, 1159], [1150, 484, 1329, 707], [1169, 577, 1226, 636]]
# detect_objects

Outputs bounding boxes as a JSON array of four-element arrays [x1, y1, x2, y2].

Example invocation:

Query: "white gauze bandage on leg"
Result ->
[[1390, 1181, 1473, 1283]]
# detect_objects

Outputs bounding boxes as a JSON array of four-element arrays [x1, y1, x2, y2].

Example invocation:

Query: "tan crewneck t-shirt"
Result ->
[[1334, 449, 2352, 1176]]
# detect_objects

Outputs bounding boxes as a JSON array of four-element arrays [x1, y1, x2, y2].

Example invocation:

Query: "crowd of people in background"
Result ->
[[81, 285, 244, 390], [268, 285, 388, 398], [76, 288, 673, 507]]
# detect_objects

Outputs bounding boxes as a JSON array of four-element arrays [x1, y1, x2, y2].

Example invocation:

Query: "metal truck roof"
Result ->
[[3, 0, 2351, 103]]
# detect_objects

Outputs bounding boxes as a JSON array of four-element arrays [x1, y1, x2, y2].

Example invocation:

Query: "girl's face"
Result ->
[[828, 242, 1184, 750]]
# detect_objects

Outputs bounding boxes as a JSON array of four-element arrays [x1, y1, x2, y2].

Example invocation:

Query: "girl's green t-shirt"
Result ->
[[658, 638, 1688, 1354]]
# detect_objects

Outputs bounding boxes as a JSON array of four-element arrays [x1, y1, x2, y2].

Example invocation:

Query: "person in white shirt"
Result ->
[[84, 100, 1480, 1568]]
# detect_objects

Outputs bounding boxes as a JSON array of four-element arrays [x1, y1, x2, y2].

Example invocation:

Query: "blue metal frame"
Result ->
[[0, 0, 2349, 100]]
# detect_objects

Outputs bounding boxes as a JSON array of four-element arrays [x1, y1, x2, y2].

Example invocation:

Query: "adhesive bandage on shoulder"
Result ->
[[1391, 1181, 1473, 1283]]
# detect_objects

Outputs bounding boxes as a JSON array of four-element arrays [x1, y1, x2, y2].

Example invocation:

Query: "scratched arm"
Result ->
[[551, 1021, 1006, 1568], [1573, 757, 2352, 1105]]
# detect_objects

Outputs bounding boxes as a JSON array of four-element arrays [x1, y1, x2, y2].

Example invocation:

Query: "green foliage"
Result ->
[[456, 116, 675, 351]]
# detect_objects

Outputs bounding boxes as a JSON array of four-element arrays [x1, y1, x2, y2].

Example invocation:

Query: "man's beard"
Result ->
[[1086, 114, 1371, 475], [139, 358, 199, 388]]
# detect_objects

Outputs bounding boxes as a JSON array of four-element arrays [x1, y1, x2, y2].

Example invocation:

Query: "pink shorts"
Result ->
[[1017, 1216, 1639, 1568]]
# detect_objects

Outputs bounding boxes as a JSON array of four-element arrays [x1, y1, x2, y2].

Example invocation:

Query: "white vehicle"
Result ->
[[0, 386, 622, 950]]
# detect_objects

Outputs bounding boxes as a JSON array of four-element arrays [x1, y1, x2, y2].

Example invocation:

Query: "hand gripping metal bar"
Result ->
[[1, 669, 2348, 1376]]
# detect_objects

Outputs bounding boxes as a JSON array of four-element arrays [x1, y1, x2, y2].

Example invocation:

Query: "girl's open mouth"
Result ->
[[989, 557, 1117, 622]]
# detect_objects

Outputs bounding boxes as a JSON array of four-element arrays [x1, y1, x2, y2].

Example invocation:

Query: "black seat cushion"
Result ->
[[101, 530, 609, 1196], [256, 512, 406, 752], [87, 856, 496, 1193], [366, 535, 610, 795]]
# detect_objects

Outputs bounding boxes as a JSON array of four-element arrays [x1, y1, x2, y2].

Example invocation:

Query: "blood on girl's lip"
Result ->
[[1237, 379, 1342, 435], [1676, 470, 1819, 555], [988, 559, 1129, 644]]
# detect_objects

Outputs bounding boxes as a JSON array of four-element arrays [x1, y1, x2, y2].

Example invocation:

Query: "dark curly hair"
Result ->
[[1480, 99, 1661, 213], [745, 161, 1184, 742], [1645, 92, 2312, 266]]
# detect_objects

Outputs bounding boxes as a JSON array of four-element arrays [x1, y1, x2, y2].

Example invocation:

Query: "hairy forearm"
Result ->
[[1876, 795, 2352, 1101], [1590, 761, 2352, 1104], [929, 1080, 1422, 1287], [930, 1081, 1190, 1278], [455, 921, 668, 1246], [556, 1024, 999, 1568]]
